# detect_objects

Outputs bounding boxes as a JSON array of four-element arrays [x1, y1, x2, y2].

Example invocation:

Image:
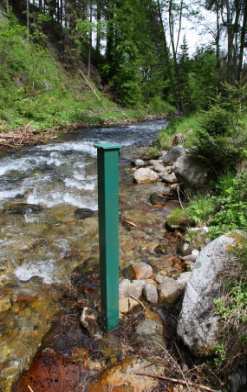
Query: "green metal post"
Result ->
[[95, 142, 120, 332]]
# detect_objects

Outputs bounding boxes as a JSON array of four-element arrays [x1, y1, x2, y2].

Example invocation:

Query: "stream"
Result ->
[[1, 120, 183, 391]]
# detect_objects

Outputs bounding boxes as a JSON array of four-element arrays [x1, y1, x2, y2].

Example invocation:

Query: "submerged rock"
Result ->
[[3, 202, 43, 215], [133, 167, 159, 184], [177, 234, 238, 356], [74, 208, 96, 220], [0, 295, 12, 312]]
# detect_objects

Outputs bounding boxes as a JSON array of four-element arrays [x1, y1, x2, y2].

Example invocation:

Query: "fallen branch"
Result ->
[[177, 184, 184, 210], [27, 385, 35, 392], [135, 373, 219, 392]]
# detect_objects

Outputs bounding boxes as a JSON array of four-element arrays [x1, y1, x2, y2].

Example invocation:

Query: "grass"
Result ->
[[0, 15, 175, 133], [157, 112, 202, 150]]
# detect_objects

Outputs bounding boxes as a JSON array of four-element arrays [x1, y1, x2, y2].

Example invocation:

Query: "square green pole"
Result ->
[[95, 142, 121, 332]]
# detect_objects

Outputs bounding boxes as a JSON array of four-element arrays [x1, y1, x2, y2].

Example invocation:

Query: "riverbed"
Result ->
[[0, 120, 183, 391]]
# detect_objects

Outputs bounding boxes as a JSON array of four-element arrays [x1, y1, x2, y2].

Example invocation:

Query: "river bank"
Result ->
[[0, 114, 168, 153]]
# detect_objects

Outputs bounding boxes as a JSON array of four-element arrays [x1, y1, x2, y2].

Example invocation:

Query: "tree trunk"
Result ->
[[215, 0, 220, 71], [96, 0, 102, 64], [26, 0, 30, 39], [238, 1, 247, 80], [88, 0, 93, 77]]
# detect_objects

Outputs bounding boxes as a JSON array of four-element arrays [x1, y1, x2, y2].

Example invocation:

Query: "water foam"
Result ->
[[27, 189, 97, 210], [39, 141, 97, 156], [15, 259, 56, 284]]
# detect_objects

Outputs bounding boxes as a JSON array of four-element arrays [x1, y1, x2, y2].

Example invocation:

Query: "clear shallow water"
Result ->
[[0, 120, 166, 210], [0, 120, 172, 391]]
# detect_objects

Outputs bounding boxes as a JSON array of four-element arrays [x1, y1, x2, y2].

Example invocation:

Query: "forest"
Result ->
[[1, 0, 246, 119], [0, 1, 247, 392]]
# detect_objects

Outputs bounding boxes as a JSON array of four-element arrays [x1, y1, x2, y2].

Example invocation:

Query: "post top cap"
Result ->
[[94, 142, 121, 150]]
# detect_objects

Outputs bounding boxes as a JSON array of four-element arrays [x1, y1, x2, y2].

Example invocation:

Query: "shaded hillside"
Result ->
[[0, 10, 174, 133]]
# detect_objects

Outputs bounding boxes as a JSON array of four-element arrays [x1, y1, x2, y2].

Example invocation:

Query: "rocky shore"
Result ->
[[1, 137, 246, 392]]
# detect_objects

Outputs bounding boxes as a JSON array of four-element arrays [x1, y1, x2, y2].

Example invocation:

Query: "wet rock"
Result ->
[[174, 154, 209, 189], [144, 283, 158, 304], [163, 146, 186, 164], [74, 208, 96, 220], [149, 185, 175, 206], [3, 202, 43, 215], [130, 262, 153, 280], [13, 348, 94, 392], [133, 167, 159, 184], [134, 159, 145, 168], [136, 319, 164, 347], [12, 288, 38, 304], [177, 234, 239, 356], [149, 192, 167, 206], [119, 279, 145, 299], [158, 277, 183, 304], [176, 272, 192, 289], [88, 357, 164, 392]]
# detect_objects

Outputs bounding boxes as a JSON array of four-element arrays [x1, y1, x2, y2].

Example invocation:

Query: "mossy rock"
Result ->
[[165, 208, 195, 232]]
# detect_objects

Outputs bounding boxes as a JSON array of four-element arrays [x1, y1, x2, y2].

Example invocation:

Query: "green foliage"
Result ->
[[148, 97, 176, 116], [191, 104, 247, 175], [186, 173, 247, 239], [213, 281, 247, 370], [185, 197, 215, 225], [105, 0, 171, 107], [187, 49, 218, 110], [209, 173, 247, 237], [158, 113, 202, 150], [166, 208, 194, 228], [0, 15, 172, 131]]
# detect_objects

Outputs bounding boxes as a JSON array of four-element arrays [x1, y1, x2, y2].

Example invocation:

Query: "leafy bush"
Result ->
[[191, 104, 247, 175], [209, 173, 247, 237], [186, 173, 247, 238], [186, 196, 215, 225]]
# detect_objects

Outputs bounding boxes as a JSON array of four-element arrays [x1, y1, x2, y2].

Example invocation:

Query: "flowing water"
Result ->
[[0, 120, 175, 391]]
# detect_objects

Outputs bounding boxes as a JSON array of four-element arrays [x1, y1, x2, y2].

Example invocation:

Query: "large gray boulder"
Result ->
[[177, 234, 237, 356], [162, 146, 185, 164], [174, 154, 209, 188]]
